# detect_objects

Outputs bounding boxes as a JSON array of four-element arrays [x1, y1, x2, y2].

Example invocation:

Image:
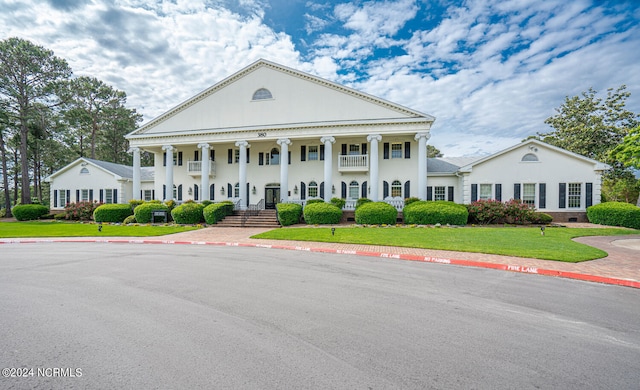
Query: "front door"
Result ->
[[265, 187, 280, 209]]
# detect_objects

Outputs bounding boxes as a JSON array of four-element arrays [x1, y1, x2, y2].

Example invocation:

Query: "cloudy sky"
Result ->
[[1, 0, 639, 156]]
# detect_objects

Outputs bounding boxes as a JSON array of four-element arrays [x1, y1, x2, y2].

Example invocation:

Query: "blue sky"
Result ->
[[1, 0, 639, 156]]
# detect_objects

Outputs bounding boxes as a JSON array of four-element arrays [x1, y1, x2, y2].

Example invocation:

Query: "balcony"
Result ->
[[187, 160, 216, 177], [338, 154, 369, 172]]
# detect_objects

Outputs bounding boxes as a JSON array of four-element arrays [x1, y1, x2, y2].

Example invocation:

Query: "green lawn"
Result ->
[[252, 226, 640, 262], [0, 221, 200, 238]]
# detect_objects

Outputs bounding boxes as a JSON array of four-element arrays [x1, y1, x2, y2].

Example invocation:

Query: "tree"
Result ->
[[538, 85, 639, 178], [427, 144, 443, 158], [0, 101, 12, 216], [0, 37, 72, 204], [613, 125, 640, 170]]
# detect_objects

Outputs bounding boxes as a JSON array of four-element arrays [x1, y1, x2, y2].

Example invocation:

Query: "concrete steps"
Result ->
[[215, 209, 280, 228]]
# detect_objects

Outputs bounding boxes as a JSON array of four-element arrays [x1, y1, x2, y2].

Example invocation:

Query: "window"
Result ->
[[391, 143, 403, 159], [105, 189, 114, 204], [434, 186, 446, 201], [252, 88, 273, 100], [308, 181, 318, 198], [568, 183, 581, 208], [308, 145, 319, 161], [349, 144, 360, 155], [143, 190, 153, 201], [269, 148, 280, 165], [522, 153, 538, 162], [348, 180, 359, 199], [523, 183, 536, 205], [234, 149, 240, 163], [81, 189, 89, 201], [80, 167, 89, 174], [59, 190, 67, 206], [479, 184, 492, 200], [391, 180, 402, 197], [234, 183, 240, 198]]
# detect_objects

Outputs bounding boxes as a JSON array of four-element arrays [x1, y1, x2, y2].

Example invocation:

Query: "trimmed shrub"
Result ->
[[64, 201, 101, 221], [403, 201, 468, 225], [330, 197, 346, 210], [276, 203, 303, 226], [466, 199, 506, 225], [531, 212, 553, 224], [404, 197, 421, 207], [12, 204, 50, 221], [203, 201, 235, 224], [587, 202, 640, 229], [355, 202, 397, 225], [305, 198, 325, 205], [93, 204, 134, 223], [355, 198, 372, 209], [171, 202, 205, 224], [129, 199, 145, 209], [202, 200, 213, 207], [134, 202, 170, 223], [303, 202, 342, 224], [123, 215, 136, 224]]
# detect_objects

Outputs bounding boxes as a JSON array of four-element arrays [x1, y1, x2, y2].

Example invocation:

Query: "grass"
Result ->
[[251, 226, 640, 262], [0, 221, 200, 238]]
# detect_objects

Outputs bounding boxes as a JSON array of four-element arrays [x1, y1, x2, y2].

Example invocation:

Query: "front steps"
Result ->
[[215, 209, 280, 228]]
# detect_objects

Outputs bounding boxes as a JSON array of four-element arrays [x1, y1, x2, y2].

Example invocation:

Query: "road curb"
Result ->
[[2, 238, 638, 289]]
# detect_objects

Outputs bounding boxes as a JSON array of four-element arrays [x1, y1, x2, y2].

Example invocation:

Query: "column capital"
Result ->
[[235, 140, 249, 148], [367, 134, 382, 142], [162, 145, 175, 152], [320, 136, 336, 144], [128, 147, 140, 154], [414, 132, 431, 141], [197, 143, 210, 150], [277, 138, 291, 146]]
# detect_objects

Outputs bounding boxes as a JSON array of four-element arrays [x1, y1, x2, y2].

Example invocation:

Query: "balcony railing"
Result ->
[[338, 154, 368, 172], [187, 160, 216, 177]]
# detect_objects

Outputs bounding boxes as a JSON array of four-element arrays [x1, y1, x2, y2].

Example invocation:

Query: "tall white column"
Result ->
[[198, 143, 210, 201], [277, 138, 291, 203], [130, 147, 141, 200], [415, 132, 430, 200], [367, 134, 381, 201], [162, 145, 175, 201], [236, 140, 249, 210], [320, 136, 335, 202]]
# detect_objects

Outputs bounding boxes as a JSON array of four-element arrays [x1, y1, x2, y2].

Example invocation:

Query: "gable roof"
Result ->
[[127, 59, 434, 138], [45, 157, 154, 182]]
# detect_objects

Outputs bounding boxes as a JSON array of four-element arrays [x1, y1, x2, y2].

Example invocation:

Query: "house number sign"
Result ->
[[257, 132, 267, 137]]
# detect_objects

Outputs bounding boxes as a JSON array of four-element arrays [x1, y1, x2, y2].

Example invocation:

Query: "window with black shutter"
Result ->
[[471, 184, 478, 202], [448, 186, 454, 201], [513, 183, 521, 200], [427, 186, 432, 201], [495, 184, 502, 201]]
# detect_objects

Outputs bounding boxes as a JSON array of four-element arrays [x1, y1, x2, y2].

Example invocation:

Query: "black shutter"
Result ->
[[320, 145, 325, 161], [99, 189, 104, 203], [539, 183, 546, 209], [301, 182, 306, 200], [247, 183, 250, 206], [361, 181, 367, 198], [301, 145, 306, 161], [559, 183, 566, 208], [152, 190, 155, 200], [259, 152, 264, 166], [227, 183, 232, 198], [471, 184, 478, 202], [113, 189, 117, 204], [210, 184, 215, 201], [383, 143, 390, 159], [341, 182, 347, 198], [341, 144, 347, 155], [194, 150, 199, 161], [383, 181, 389, 198], [586, 183, 593, 208], [288, 151, 291, 165], [76, 189, 80, 202], [427, 186, 433, 201], [210, 149, 215, 161], [66, 190, 70, 204], [178, 185, 183, 201], [448, 186, 454, 202], [514, 184, 521, 201], [361, 143, 367, 156], [246, 150, 250, 164], [228, 149, 233, 164], [194, 184, 199, 201], [404, 181, 410, 198], [404, 141, 411, 159], [178, 152, 183, 166], [495, 184, 502, 201], [320, 182, 324, 199], [163, 185, 166, 200], [54, 190, 58, 207], [89, 189, 94, 201], [140, 190, 143, 199], [163, 152, 166, 166]]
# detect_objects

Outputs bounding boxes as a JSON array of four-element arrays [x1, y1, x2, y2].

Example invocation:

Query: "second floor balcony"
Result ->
[[338, 154, 368, 172], [187, 160, 216, 177]]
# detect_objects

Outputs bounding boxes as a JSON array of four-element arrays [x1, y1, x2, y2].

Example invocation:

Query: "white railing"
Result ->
[[343, 199, 357, 210], [384, 197, 405, 211], [338, 154, 368, 171], [187, 160, 216, 176]]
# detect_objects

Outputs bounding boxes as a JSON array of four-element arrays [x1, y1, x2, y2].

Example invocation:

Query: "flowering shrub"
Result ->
[[64, 201, 102, 221], [504, 199, 535, 225], [466, 200, 506, 225]]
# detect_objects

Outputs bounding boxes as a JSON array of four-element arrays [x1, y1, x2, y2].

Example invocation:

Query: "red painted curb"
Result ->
[[2, 238, 638, 289]]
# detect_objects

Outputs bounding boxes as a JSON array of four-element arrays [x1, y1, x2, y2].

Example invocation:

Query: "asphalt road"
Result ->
[[1, 243, 639, 389]]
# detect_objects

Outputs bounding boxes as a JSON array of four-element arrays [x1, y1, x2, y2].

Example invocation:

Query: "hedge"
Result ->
[[305, 198, 325, 205], [403, 201, 468, 225], [303, 202, 342, 224], [203, 201, 235, 224], [355, 202, 397, 225], [171, 202, 205, 224], [330, 197, 346, 209], [587, 202, 640, 229], [355, 198, 372, 209], [276, 203, 303, 226], [12, 204, 50, 221], [93, 204, 133, 223], [134, 202, 170, 223]]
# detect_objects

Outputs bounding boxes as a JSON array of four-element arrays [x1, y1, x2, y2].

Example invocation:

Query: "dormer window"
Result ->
[[522, 153, 538, 162], [252, 88, 272, 100]]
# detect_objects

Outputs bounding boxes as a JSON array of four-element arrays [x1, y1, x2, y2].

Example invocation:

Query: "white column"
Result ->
[[277, 138, 291, 203], [367, 134, 382, 201], [130, 147, 141, 200], [320, 136, 335, 202], [198, 143, 210, 201], [236, 140, 249, 210], [162, 145, 175, 201], [415, 132, 430, 200]]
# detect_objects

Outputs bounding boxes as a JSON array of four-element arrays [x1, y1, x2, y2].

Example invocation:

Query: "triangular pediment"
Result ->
[[128, 59, 434, 137]]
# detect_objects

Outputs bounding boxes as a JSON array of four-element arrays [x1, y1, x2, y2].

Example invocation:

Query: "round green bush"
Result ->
[[355, 202, 397, 225], [403, 201, 468, 225], [276, 203, 303, 226], [93, 204, 134, 223], [171, 202, 205, 224], [587, 202, 640, 229], [303, 202, 342, 224], [203, 202, 235, 224], [123, 215, 136, 224], [134, 202, 170, 223], [12, 204, 49, 221], [355, 198, 372, 209]]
